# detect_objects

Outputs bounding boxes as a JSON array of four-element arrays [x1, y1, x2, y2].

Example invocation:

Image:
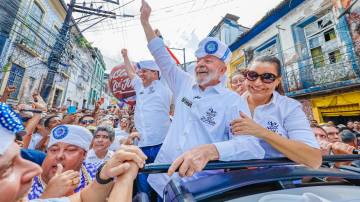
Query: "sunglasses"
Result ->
[[81, 120, 95, 125], [246, 71, 278, 84]]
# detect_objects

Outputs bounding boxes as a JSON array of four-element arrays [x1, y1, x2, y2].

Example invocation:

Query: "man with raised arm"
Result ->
[[139, 0, 265, 198], [121, 49, 172, 198]]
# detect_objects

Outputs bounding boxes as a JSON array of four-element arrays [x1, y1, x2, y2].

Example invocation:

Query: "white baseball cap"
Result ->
[[48, 125, 93, 151], [137, 60, 160, 72], [195, 37, 232, 64]]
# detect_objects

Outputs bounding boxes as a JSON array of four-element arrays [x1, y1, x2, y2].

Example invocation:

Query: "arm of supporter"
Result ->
[[69, 145, 147, 202], [0, 85, 16, 103], [121, 49, 136, 80], [35, 133, 49, 151], [331, 142, 355, 167], [140, 0, 191, 97], [23, 97, 46, 148], [23, 114, 42, 148], [107, 162, 138, 202]]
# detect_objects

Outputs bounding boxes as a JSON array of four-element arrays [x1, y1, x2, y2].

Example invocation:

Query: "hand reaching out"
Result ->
[[140, 0, 151, 24]]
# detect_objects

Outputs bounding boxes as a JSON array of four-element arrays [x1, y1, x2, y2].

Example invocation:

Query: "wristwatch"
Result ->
[[95, 164, 114, 185]]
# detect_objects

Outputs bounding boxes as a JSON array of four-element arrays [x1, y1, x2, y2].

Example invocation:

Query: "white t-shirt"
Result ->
[[28, 133, 43, 150], [85, 149, 114, 164]]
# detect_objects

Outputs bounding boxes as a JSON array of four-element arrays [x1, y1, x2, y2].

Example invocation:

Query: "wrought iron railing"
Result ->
[[284, 44, 360, 93]]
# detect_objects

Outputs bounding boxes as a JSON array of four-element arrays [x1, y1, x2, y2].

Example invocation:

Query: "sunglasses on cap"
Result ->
[[81, 119, 95, 125], [246, 71, 278, 84]]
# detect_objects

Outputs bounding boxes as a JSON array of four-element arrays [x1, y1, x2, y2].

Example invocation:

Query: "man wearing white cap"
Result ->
[[121, 48, 172, 197], [28, 124, 100, 199], [140, 0, 265, 197], [0, 103, 149, 202]]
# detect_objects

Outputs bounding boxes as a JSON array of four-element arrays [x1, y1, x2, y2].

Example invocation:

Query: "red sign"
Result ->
[[109, 64, 135, 99]]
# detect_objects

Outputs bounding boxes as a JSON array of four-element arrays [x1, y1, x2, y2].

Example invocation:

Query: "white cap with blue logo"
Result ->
[[0, 103, 25, 155], [48, 125, 93, 151], [136, 60, 160, 72], [195, 37, 232, 64]]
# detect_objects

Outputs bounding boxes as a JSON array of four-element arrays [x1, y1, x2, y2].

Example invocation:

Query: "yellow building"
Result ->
[[310, 91, 360, 123]]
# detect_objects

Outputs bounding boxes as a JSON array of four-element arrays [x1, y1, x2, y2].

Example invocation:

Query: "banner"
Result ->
[[108, 64, 136, 100]]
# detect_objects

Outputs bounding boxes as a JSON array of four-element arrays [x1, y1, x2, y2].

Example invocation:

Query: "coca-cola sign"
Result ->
[[109, 64, 135, 99]]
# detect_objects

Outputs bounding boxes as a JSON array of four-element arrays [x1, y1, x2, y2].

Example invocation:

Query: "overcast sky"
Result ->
[[68, 0, 282, 71]]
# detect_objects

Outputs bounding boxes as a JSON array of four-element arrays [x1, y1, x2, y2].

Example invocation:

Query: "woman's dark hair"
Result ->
[[44, 115, 60, 128], [253, 55, 285, 95]]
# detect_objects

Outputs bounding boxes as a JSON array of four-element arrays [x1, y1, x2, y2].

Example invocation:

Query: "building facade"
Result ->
[[0, 0, 68, 106], [64, 28, 95, 109], [208, 13, 249, 76], [0, 0, 106, 109], [229, 0, 360, 124], [88, 47, 106, 109]]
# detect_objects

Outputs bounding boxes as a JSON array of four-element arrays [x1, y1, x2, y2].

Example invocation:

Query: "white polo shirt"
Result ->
[[146, 37, 265, 195], [244, 91, 320, 158], [132, 75, 172, 147], [85, 149, 114, 164]]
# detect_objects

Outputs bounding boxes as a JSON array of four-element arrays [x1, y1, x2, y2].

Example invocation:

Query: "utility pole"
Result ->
[[40, 0, 76, 101], [40, 0, 133, 102]]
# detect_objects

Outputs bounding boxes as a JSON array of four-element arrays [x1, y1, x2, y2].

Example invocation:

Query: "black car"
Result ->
[[141, 155, 360, 202]]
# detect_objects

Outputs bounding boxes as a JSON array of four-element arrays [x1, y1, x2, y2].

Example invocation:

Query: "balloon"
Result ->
[[108, 64, 136, 99]]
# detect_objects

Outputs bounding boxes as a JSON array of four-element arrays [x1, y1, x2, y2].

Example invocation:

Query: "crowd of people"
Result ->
[[0, 1, 359, 202]]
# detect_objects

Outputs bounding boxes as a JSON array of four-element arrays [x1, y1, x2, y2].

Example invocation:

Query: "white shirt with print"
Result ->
[[243, 91, 320, 158], [146, 37, 265, 195]]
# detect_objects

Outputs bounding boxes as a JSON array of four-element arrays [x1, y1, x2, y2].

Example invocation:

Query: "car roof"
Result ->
[[164, 166, 360, 201]]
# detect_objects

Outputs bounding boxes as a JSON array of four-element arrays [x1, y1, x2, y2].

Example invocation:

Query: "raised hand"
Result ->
[[100, 145, 147, 181], [4, 85, 16, 94], [121, 48, 128, 58], [140, 0, 151, 24], [41, 164, 80, 199], [32, 93, 47, 112]]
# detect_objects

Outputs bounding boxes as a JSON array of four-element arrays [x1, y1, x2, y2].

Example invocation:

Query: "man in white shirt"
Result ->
[[86, 126, 115, 164], [121, 49, 172, 198], [140, 0, 265, 197]]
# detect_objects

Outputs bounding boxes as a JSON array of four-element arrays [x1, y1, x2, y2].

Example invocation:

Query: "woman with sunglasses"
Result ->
[[230, 56, 322, 169]]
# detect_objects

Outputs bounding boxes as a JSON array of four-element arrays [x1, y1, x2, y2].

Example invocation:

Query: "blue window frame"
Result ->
[[6, 64, 25, 99]]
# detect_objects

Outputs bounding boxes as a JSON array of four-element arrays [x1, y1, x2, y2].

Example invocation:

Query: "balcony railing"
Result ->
[[284, 47, 360, 95]]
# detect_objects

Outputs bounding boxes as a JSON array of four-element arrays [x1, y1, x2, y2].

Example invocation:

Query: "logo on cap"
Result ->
[[204, 41, 218, 54], [53, 126, 68, 139]]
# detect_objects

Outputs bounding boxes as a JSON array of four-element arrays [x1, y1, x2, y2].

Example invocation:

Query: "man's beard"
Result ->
[[196, 70, 218, 86]]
